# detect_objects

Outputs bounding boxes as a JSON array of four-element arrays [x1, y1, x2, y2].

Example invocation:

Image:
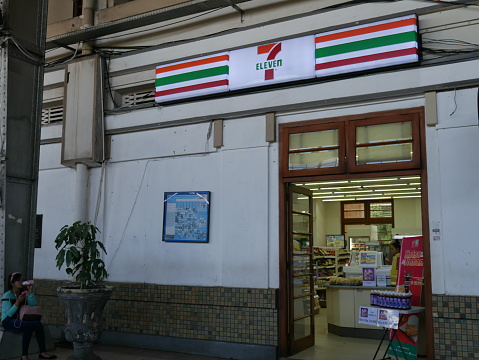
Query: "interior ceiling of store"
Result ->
[[294, 176, 421, 202]]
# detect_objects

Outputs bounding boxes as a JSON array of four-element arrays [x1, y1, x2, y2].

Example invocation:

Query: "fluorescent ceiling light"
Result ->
[[354, 196, 392, 200], [363, 183, 410, 188], [312, 192, 333, 195], [350, 178, 396, 183], [393, 195, 421, 199], [331, 190, 374, 194], [319, 186, 362, 190], [322, 198, 352, 202], [384, 192, 421, 196], [371, 188, 418, 192], [399, 176, 420, 180], [307, 181, 349, 185], [313, 195, 345, 199]]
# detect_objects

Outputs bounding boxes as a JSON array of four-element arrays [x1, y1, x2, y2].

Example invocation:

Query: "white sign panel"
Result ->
[[377, 308, 400, 329], [359, 306, 378, 326], [359, 306, 400, 329], [229, 35, 316, 90]]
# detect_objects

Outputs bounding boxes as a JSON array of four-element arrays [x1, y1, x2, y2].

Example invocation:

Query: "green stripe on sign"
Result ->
[[155, 66, 229, 87], [315, 32, 417, 58]]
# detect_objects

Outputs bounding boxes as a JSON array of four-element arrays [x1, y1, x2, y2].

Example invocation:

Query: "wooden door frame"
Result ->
[[286, 185, 315, 354], [278, 107, 434, 360]]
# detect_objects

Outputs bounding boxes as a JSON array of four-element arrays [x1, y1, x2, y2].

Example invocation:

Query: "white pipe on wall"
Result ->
[[74, 163, 89, 223], [82, 0, 95, 28], [82, 0, 95, 54]]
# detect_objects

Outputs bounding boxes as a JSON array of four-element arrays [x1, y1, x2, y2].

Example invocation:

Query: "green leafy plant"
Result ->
[[55, 221, 108, 289]]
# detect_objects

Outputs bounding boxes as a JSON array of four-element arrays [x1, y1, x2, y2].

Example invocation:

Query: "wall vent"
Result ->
[[122, 90, 155, 107], [42, 106, 64, 125]]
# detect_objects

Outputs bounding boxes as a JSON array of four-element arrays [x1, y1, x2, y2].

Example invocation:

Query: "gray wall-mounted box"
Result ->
[[62, 55, 104, 167]]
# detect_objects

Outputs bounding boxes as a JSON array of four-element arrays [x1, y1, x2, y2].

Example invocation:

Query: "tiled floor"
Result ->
[[8, 345, 226, 360], [6, 312, 402, 360], [289, 312, 383, 360]]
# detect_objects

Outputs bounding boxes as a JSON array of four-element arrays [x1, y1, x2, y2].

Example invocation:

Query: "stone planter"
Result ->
[[57, 286, 113, 360]]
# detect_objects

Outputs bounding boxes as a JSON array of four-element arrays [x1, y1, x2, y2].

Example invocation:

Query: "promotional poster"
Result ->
[[389, 236, 424, 359]]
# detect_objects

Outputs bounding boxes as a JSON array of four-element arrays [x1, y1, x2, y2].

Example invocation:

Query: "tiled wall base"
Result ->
[[432, 294, 479, 360], [36, 280, 278, 358]]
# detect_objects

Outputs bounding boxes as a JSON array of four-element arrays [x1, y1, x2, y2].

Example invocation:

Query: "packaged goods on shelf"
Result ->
[[370, 290, 412, 309], [329, 277, 362, 286]]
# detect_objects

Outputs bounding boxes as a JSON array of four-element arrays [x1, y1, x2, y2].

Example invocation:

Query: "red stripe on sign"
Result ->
[[155, 79, 229, 97], [315, 17, 417, 44], [258, 43, 277, 54], [315, 48, 418, 71], [267, 43, 282, 61], [156, 55, 229, 74], [265, 69, 274, 80]]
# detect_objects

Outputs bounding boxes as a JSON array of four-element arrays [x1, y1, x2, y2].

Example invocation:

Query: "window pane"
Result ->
[[289, 130, 338, 151], [293, 256, 312, 277], [344, 203, 365, 219], [293, 214, 310, 233], [289, 150, 339, 170], [344, 203, 364, 211], [370, 202, 392, 218], [293, 234, 311, 252], [294, 316, 312, 339], [374, 224, 393, 241], [356, 121, 412, 145], [292, 193, 310, 213], [356, 143, 413, 165]]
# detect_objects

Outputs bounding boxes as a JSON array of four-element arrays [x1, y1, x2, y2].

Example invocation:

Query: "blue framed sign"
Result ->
[[162, 191, 211, 243]]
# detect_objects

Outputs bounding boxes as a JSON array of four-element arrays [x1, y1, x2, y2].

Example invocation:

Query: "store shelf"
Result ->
[[313, 247, 351, 310]]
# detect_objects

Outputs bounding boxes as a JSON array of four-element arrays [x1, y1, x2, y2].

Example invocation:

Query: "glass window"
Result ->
[[281, 110, 420, 177], [342, 201, 394, 241], [356, 122, 413, 165], [370, 202, 393, 218], [374, 224, 393, 241], [289, 150, 339, 170], [356, 143, 413, 165], [344, 203, 365, 219], [356, 121, 412, 144], [288, 129, 339, 170], [289, 130, 338, 151]]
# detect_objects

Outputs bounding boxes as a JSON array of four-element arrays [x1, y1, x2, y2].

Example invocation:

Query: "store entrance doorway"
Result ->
[[285, 175, 426, 360], [285, 185, 315, 354]]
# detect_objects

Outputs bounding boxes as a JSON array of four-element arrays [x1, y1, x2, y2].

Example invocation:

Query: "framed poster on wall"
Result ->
[[162, 191, 211, 243]]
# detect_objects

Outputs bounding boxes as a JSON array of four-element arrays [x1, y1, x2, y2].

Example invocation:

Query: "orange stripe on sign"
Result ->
[[258, 43, 277, 54], [315, 18, 417, 44], [156, 54, 230, 74]]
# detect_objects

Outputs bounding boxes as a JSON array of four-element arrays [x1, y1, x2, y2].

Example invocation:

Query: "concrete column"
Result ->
[[74, 163, 89, 223]]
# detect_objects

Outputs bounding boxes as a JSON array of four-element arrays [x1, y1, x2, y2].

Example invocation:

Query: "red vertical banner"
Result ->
[[389, 236, 424, 359], [396, 236, 424, 305]]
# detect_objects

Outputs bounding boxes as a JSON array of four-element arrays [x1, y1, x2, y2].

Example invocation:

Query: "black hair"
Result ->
[[7, 272, 22, 290], [390, 239, 401, 250]]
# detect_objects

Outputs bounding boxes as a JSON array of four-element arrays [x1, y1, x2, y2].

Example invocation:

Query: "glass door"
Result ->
[[287, 185, 314, 354]]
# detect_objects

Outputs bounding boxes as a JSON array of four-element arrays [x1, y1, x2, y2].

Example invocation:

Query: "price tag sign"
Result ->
[[358, 306, 399, 329], [358, 306, 378, 326], [377, 308, 399, 329]]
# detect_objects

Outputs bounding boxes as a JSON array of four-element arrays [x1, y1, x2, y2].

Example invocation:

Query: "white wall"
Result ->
[[426, 88, 479, 296], [35, 114, 279, 289], [393, 198, 422, 230]]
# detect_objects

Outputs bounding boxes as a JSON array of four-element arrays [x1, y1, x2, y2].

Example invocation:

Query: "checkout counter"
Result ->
[[326, 251, 395, 339]]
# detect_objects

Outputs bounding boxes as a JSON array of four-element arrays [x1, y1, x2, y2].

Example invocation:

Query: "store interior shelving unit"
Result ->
[[313, 247, 350, 308]]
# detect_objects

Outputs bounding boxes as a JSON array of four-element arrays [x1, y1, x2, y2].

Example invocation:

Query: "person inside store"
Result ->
[[1, 272, 57, 360], [388, 239, 401, 265]]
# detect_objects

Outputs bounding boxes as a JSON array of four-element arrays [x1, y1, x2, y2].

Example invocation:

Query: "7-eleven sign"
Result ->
[[229, 35, 316, 90]]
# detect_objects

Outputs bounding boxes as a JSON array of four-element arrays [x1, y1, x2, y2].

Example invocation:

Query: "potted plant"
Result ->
[[55, 221, 112, 360]]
